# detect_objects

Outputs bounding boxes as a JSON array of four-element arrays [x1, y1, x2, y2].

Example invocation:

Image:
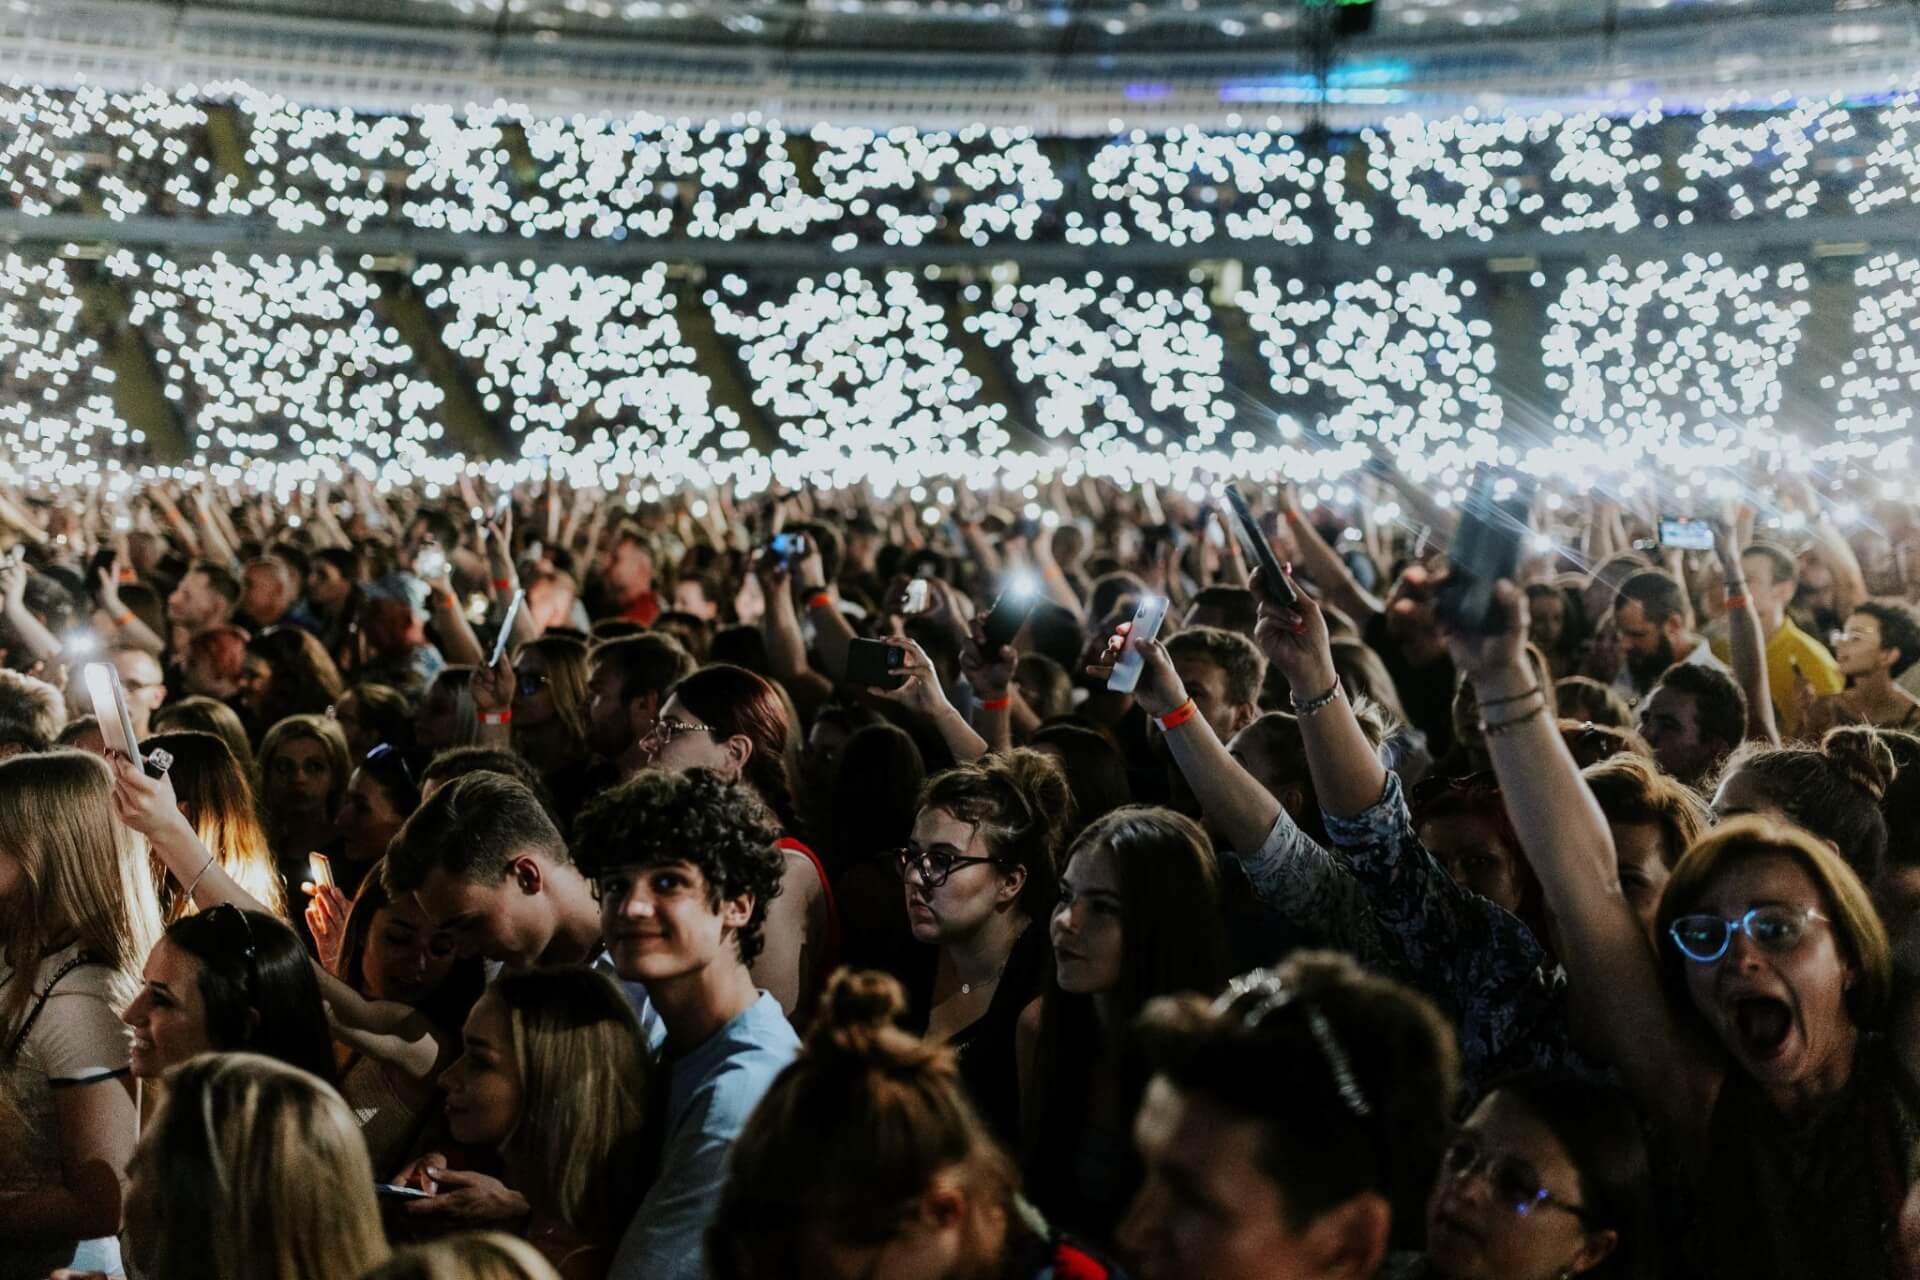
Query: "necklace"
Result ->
[[960, 959, 1007, 997]]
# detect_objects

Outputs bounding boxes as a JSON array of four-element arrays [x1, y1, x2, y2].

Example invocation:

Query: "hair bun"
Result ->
[[1822, 726, 1897, 804], [991, 748, 1075, 851], [808, 968, 936, 1072]]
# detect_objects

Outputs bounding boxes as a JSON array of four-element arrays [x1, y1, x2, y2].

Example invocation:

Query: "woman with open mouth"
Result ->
[[1451, 573, 1912, 1280]]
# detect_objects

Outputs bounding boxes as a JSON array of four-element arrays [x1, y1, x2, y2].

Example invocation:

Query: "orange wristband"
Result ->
[[1156, 699, 1199, 732], [111, 609, 134, 627], [493, 578, 513, 591], [981, 696, 1012, 712], [807, 592, 834, 611], [480, 710, 512, 727], [1725, 595, 1750, 610]]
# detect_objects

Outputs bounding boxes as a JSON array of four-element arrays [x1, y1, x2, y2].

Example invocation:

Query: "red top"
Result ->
[[776, 834, 842, 1007], [619, 590, 662, 626]]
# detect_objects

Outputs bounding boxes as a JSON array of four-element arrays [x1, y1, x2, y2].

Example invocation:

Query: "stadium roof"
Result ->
[[0, 0, 1911, 129]]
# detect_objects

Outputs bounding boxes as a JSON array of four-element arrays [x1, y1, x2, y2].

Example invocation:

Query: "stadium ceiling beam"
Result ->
[[8, 209, 1920, 273]]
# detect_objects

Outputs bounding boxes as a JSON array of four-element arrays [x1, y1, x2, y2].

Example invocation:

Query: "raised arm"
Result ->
[[109, 757, 449, 1082], [1278, 488, 1384, 625], [1251, 567, 1385, 818], [1444, 579, 1719, 1147], [1715, 519, 1778, 745]]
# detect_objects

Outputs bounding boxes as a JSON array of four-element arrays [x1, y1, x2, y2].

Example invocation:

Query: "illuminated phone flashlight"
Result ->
[[1007, 569, 1042, 599]]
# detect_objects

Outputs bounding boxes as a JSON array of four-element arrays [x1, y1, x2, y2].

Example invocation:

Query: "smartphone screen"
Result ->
[[1224, 484, 1298, 605], [1108, 594, 1170, 694], [1658, 518, 1715, 552], [846, 638, 906, 689], [85, 662, 144, 770], [489, 590, 525, 667], [308, 854, 335, 889]]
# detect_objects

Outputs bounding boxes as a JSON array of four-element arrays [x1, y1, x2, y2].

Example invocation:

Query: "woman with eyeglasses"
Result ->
[[1019, 806, 1229, 1246], [1449, 575, 1918, 1280], [118, 1052, 388, 1280], [1117, 952, 1459, 1280], [140, 729, 288, 924], [121, 904, 340, 1088], [1405, 1074, 1655, 1280], [257, 713, 351, 884], [0, 751, 162, 1278], [239, 625, 346, 746], [709, 967, 1120, 1280], [898, 748, 1073, 1146], [640, 663, 840, 1022]]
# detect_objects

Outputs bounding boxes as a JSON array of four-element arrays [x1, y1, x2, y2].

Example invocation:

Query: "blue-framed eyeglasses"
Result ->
[[1667, 905, 1830, 964]]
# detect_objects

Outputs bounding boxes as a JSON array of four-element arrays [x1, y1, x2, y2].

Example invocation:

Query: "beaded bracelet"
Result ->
[[1290, 678, 1344, 718], [1156, 699, 1200, 732]]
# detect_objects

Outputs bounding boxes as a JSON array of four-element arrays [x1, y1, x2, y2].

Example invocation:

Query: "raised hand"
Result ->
[[959, 620, 1015, 700], [1250, 566, 1336, 697], [305, 882, 352, 975], [1086, 619, 1187, 719]]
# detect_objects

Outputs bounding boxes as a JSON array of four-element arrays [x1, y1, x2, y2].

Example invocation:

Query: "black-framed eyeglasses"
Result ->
[[205, 903, 259, 1006], [890, 847, 1002, 890], [1441, 1132, 1591, 1221]]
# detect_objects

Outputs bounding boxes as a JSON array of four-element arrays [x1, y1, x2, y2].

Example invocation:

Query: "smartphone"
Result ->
[[489, 589, 525, 667], [413, 542, 448, 581], [374, 1183, 432, 1201], [1658, 517, 1715, 552], [769, 531, 809, 570], [1108, 594, 1170, 694], [846, 637, 907, 690], [84, 662, 144, 771], [87, 546, 116, 599], [1434, 468, 1538, 635], [1223, 484, 1298, 605], [981, 586, 1037, 650], [495, 492, 513, 520], [308, 853, 335, 889], [902, 580, 930, 615]]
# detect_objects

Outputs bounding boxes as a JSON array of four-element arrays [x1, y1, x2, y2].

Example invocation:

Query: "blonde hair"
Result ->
[[0, 751, 161, 1044], [360, 1235, 559, 1280], [131, 1052, 386, 1280], [490, 969, 652, 1248], [515, 635, 591, 751], [143, 731, 287, 923], [258, 714, 352, 815]]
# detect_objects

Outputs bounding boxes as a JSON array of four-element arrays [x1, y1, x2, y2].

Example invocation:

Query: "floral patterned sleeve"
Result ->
[[1321, 772, 1576, 1089], [1235, 810, 1395, 971]]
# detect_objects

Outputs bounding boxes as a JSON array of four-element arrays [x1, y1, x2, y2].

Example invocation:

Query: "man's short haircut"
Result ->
[[190, 559, 242, 606], [0, 669, 65, 745], [1742, 542, 1798, 588], [572, 768, 786, 965], [1653, 661, 1748, 749], [1856, 600, 1920, 677], [1616, 569, 1688, 629], [591, 632, 696, 704], [244, 556, 295, 594], [1165, 626, 1267, 707], [419, 747, 559, 824], [383, 770, 569, 895]]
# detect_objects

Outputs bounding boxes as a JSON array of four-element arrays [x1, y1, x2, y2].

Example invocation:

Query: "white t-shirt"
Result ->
[[0, 943, 134, 1280]]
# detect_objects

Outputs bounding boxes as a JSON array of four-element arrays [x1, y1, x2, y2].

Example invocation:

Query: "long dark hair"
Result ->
[[670, 663, 803, 836], [1023, 807, 1229, 1237], [249, 626, 346, 731], [163, 906, 339, 1088]]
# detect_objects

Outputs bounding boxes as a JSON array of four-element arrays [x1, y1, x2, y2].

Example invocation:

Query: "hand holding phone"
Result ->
[[85, 662, 144, 771], [414, 543, 449, 582], [846, 637, 908, 690], [1224, 484, 1299, 606], [1434, 468, 1537, 636], [1658, 517, 1714, 552], [1108, 595, 1170, 694], [489, 590, 525, 668], [308, 853, 335, 890]]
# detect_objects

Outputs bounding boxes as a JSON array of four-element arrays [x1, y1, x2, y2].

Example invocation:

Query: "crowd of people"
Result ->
[[0, 461, 1918, 1280]]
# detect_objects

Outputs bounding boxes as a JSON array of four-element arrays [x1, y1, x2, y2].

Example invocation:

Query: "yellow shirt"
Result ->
[[1711, 616, 1843, 739]]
